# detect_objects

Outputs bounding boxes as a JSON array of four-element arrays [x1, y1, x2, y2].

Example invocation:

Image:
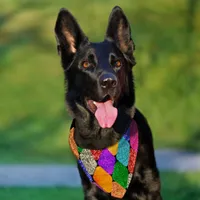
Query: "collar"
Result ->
[[69, 119, 139, 199]]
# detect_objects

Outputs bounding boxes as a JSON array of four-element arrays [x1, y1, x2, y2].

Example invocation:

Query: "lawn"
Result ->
[[0, 0, 200, 163], [0, 172, 200, 200]]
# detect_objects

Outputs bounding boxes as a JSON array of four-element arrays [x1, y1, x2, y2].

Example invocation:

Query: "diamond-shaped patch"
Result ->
[[98, 149, 115, 174], [116, 138, 130, 166], [123, 128, 130, 141], [78, 160, 93, 182], [130, 121, 138, 151], [78, 146, 83, 153], [111, 182, 126, 198], [127, 173, 133, 187], [112, 161, 128, 188], [80, 149, 97, 175], [91, 150, 102, 160], [128, 148, 136, 173], [93, 166, 112, 193], [108, 142, 118, 156]]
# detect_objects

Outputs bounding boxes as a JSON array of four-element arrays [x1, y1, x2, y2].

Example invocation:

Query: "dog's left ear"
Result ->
[[105, 6, 135, 66]]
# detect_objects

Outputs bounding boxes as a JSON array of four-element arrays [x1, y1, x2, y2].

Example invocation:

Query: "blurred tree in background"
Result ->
[[0, 0, 199, 163]]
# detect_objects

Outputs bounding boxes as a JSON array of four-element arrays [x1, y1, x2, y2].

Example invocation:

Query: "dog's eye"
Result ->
[[114, 60, 122, 68], [82, 61, 90, 68]]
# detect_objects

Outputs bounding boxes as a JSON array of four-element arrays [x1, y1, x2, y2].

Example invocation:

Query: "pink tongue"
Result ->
[[94, 100, 118, 128]]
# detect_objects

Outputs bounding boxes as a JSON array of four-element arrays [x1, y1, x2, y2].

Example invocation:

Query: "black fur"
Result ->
[[55, 6, 163, 200]]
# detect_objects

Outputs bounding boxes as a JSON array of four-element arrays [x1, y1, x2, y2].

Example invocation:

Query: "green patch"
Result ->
[[112, 162, 128, 188], [78, 147, 83, 153]]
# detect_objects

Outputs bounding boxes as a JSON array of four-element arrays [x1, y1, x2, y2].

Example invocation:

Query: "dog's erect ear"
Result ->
[[105, 6, 135, 65], [55, 8, 88, 68]]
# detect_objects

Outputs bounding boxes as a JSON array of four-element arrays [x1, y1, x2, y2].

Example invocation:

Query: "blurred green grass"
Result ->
[[0, 0, 200, 163], [0, 172, 200, 200]]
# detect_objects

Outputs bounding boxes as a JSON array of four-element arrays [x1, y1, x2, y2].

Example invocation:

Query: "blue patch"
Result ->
[[123, 127, 130, 141], [78, 160, 93, 181], [116, 137, 130, 166]]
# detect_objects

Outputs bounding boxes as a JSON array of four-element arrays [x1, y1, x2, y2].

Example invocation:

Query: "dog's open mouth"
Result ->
[[86, 95, 118, 128], [87, 95, 112, 113]]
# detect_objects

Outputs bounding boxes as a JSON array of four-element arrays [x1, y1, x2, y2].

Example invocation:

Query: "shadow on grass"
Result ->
[[0, 173, 199, 200], [0, 111, 75, 163], [0, 188, 84, 200]]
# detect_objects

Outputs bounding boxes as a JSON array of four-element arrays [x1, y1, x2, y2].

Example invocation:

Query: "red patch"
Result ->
[[91, 150, 102, 160], [128, 148, 137, 173]]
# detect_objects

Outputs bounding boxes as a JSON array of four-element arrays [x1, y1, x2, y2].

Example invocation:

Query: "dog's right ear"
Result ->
[[105, 6, 135, 66], [54, 8, 88, 69]]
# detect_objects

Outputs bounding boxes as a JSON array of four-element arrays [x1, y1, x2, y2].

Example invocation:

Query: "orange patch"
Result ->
[[93, 166, 112, 193], [111, 182, 126, 198], [69, 128, 79, 159]]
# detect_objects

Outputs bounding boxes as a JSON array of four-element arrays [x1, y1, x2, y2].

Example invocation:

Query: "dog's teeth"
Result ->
[[93, 101, 96, 105]]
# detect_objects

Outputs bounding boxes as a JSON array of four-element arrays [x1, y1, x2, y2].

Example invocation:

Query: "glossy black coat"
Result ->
[[55, 6, 163, 200]]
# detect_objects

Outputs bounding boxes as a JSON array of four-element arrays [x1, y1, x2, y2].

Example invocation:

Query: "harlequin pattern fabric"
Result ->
[[69, 120, 139, 199]]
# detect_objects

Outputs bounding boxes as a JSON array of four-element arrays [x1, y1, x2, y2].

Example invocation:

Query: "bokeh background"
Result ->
[[0, 0, 200, 199]]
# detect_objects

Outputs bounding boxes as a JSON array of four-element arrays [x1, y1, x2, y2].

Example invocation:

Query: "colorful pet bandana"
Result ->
[[69, 119, 139, 198]]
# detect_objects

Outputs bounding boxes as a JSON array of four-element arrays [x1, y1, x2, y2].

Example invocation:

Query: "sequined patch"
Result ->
[[93, 166, 112, 193], [78, 160, 93, 182], [68, 128, 79, 159], [128, 148, 137, 173], [127, 173, 133, 187], [123, 128, 130, 141], [111, 182, 126, 198], [130, 121, 139, 151], [108, 142, 118, 156], [80, 149, 97, 175], [112, 161, 128, 188], [98, 149, 115, 174], [91, 150, 102, 160], [78, 146, 83, 153], [116, 138, 130, 166]]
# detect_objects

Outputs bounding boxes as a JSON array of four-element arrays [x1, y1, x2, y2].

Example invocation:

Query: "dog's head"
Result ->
[[55, 6, 136, 128]]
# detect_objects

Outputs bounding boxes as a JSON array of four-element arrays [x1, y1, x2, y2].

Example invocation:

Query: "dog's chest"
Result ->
[[69, 120, 139, 199]]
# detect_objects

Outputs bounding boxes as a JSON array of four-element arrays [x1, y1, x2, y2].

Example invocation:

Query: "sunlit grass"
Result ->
[[0, 0, 200, 163]]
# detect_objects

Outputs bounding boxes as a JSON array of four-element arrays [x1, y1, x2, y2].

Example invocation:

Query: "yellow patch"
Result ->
[[108, 142, 118, 156]]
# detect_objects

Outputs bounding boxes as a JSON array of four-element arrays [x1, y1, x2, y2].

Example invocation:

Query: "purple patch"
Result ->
[[98, 149, 115, 174]]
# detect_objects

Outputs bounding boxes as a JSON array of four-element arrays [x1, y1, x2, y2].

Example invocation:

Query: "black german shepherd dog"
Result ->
[[55, 6, 162, 200]]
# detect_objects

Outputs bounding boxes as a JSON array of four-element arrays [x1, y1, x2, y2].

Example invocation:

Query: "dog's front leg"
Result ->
[[83, 184, 98, 200], [78, 164, 99, 200], [84, 196, 98, 200], [83, 185, 98, 200]]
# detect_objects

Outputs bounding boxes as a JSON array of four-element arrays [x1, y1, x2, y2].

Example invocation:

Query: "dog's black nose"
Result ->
[[100, 73, 117, 89]]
